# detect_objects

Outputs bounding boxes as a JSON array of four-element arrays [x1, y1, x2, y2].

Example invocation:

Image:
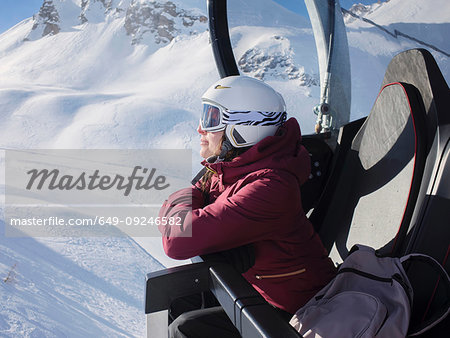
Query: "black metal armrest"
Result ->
[[145, 258, 300, 337], [145, 262, 211, 314], [208, 263, 300, 337]]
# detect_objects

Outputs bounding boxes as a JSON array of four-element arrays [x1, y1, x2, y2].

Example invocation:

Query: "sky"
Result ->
[[0, 0, 381, 33], [0, 0, 43, 33]]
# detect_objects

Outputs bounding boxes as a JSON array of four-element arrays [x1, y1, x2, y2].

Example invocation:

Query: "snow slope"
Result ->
[[0, 0, 449, 336], [0, 220, 163, 337], [344, 0, 450, 116]]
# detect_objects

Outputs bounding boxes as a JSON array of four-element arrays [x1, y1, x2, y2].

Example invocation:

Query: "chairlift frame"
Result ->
[[145, 1, 450, 337], [208, 0, 351, 136]]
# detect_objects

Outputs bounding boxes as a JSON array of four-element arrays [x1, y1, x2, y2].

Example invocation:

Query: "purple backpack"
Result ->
[[290, 245, 449, 337]]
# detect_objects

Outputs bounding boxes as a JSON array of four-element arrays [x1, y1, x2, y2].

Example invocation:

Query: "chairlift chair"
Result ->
[[145, 0, 450, 336]]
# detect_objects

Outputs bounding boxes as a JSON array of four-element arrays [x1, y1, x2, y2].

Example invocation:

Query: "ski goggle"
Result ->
[[200, 103, 226, 132]]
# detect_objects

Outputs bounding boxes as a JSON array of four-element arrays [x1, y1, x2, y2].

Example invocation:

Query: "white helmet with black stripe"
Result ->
[[201, 76, 287, 148]]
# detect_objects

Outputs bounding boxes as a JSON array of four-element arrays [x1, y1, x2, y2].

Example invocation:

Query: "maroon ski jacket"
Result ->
[[159, 118, 336, 314]]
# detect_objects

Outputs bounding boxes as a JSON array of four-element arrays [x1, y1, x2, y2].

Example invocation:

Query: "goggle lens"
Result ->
[[201, 104, 222, 130]]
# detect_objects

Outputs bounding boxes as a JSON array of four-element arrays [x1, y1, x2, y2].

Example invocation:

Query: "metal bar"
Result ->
[[146, 310, 168, 338], [207, 0, 240, 78]]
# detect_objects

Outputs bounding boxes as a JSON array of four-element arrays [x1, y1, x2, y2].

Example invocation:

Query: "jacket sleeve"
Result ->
[[158, 185, 205, 236], [158, 170, 300, 260]]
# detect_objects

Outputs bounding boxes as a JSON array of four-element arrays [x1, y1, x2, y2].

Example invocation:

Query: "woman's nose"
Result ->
[[197, 124, 207, 135]]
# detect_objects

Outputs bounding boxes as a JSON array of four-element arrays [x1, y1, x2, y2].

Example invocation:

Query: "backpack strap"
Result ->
[[191, 167, 207, 186], [400, 254, 450, 336]]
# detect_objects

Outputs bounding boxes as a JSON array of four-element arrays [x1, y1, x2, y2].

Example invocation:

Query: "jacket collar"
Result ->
[[201, 118, 310, 187]]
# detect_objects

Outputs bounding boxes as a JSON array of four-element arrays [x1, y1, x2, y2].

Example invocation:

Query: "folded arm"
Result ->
[[159, 171, 300, 260]]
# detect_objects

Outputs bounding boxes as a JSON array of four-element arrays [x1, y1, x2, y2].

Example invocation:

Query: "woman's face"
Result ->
[[197, 124, 224, 159]]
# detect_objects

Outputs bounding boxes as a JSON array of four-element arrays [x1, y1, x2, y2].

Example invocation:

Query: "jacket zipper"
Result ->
[[255, 268, 306, 280]]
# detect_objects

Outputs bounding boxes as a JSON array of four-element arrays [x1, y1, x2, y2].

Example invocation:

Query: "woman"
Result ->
[[159, 76, 336, 337]]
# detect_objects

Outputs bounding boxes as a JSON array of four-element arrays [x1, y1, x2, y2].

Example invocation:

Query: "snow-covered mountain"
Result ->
[[343, 1, 384, 23], [0, 0, 449, 336], [343, 0, 449, 116], [30, 0, 208, 45]]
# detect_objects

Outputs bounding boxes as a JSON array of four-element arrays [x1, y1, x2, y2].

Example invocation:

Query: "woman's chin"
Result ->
[[199, 149, 210, 159]]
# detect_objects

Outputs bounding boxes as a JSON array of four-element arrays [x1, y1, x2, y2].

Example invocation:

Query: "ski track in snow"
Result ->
[[0, 220, 163, 337], [0, 0, 449, 336]]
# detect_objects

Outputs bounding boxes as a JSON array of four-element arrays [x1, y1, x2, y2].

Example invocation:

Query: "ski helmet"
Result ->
[[200, 76, 287, 148]]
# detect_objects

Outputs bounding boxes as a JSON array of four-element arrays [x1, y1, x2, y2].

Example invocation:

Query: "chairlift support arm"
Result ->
[[207, 0, 240, 78]]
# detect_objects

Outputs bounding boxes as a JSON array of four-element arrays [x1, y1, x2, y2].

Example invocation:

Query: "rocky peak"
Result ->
[[29, 0, 207, 46], [344, 3, 372, 24], [80, 0, 114, 24], [32, 0, 61, 37], [124, 0, 207, 45], [238, 36, 318, 86], [343, 1, 389, 24]]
